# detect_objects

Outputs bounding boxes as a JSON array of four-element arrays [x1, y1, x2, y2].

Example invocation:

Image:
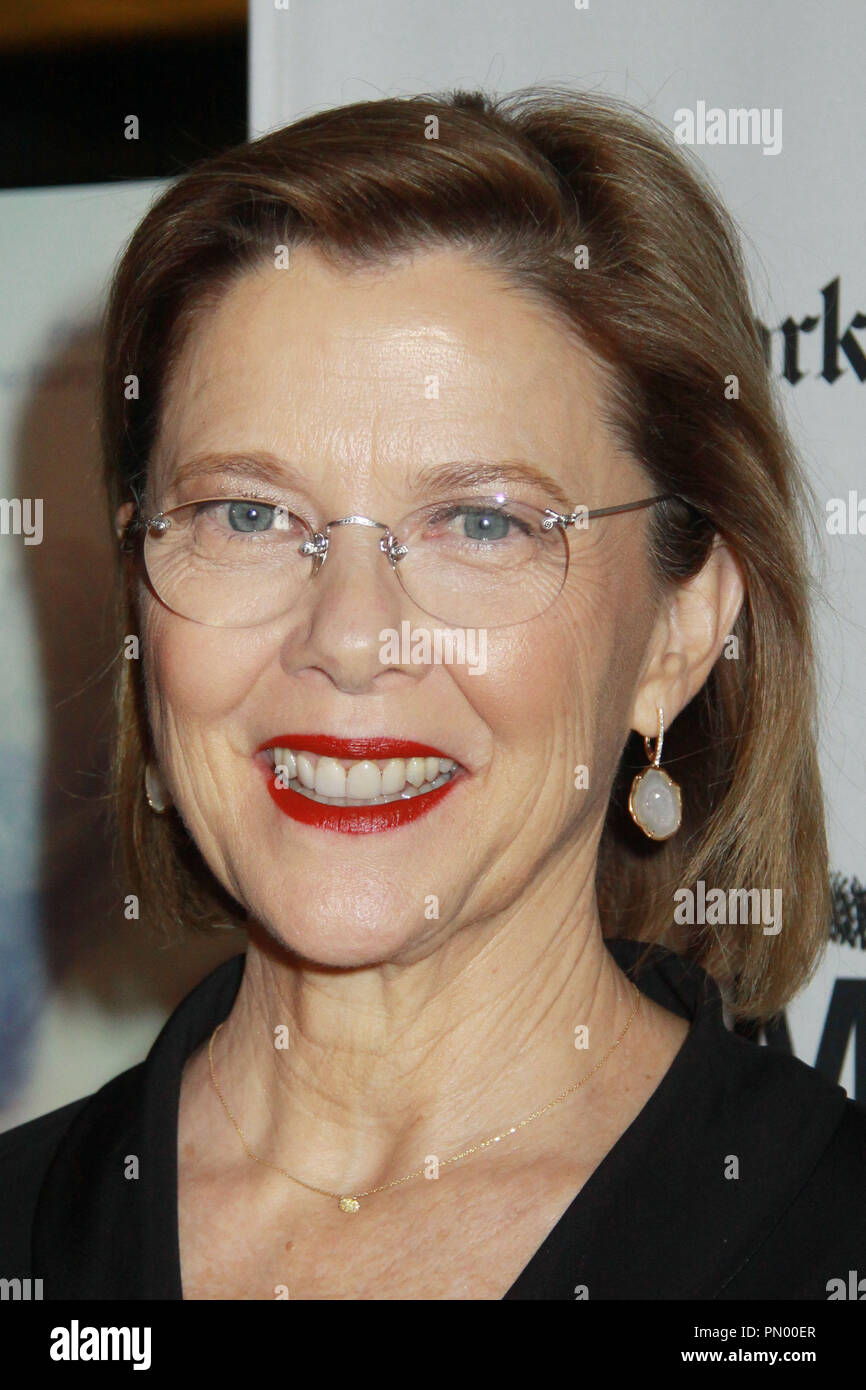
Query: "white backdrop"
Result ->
[[1, 0, 863, 1130]]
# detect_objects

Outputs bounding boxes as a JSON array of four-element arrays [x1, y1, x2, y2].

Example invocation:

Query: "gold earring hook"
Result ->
[[643, 706, 664, 768]]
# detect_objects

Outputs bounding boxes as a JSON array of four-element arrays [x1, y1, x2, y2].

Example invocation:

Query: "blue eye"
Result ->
[[226, 501, 276, 533], [427, 504, 531, 542], [461, 509, 511, 541]]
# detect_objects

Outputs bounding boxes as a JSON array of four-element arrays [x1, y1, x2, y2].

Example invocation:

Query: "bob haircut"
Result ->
[[103, 88, 830, 1023]]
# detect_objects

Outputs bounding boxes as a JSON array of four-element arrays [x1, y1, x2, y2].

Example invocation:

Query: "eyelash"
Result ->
[[182, 487, 312, 519]]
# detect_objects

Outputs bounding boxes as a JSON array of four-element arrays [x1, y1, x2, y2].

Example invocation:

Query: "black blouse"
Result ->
[[2, 936, 864, 1300]]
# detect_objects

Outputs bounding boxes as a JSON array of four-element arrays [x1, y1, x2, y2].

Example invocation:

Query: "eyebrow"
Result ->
[[163, 452, 307, 497], [160, 450, 577, 514], [410, 460, 576, 513]]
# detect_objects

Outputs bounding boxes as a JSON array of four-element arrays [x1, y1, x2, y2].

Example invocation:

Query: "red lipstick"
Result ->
[[254, 734, 464, 834], [254, 735, 452, 761]]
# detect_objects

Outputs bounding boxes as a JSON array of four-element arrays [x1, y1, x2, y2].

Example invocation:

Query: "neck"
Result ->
[[196, 861, 646, 1198]]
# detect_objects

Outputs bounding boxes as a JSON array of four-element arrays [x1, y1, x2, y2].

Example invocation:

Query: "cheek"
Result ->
[[452, 617, 594, 760], [478, 541, 651, 769], [139, 593, 267, 750]]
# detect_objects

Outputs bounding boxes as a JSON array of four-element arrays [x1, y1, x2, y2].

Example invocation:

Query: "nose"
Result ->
[[286, 517, 418, 692]]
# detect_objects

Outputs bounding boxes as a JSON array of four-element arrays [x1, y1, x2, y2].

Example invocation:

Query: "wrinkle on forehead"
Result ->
[[151, 246, 641, 508]]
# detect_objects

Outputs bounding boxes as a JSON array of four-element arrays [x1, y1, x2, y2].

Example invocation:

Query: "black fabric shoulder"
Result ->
[[717, 1095, 866, 1298], [0, 1094, 93, 1272]]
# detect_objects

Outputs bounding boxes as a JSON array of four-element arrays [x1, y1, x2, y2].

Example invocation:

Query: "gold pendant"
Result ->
[[339, 1196, 360, 1213]]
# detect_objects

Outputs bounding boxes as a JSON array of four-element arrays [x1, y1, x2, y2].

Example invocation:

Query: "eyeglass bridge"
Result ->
[[299, 516, 409, 569]]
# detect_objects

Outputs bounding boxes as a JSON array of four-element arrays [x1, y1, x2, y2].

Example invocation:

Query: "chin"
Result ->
[[243, 879, 447, 970]]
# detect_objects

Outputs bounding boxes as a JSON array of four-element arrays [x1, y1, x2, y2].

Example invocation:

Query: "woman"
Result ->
[[2, 88, 864, 1301]]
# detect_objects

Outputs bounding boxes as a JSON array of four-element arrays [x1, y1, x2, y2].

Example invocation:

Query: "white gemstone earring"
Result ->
[[144, 761, 171, 814], [628, 706, 682, 841]]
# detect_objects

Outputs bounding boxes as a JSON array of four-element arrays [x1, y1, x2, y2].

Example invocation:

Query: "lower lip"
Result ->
[[257, 756, 464, 834]]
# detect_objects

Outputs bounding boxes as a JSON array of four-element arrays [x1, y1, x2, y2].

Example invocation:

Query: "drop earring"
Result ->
[[144, 762, 171, 814], [628, 706, 682, 841]]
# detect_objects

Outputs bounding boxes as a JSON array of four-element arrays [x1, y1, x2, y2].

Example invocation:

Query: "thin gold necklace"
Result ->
[[207, 981, 641, 1213]]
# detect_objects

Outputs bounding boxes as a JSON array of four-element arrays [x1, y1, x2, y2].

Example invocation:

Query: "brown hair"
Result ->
[[102, 88, 830, 1022]]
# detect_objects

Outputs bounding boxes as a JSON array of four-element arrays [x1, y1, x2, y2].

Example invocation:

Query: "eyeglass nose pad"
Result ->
[[300, 531, 329, 576], [380, 532, 408, 566]]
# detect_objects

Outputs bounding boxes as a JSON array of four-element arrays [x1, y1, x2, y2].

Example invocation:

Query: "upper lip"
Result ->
[[254, 734, 461, 763]]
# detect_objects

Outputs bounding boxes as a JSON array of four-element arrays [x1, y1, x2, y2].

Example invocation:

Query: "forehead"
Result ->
[[150, 246, 629, 501]]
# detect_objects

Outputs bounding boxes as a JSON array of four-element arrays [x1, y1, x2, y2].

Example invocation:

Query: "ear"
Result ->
[[630, 535, 745, 738], [115, 500, 135, 541]]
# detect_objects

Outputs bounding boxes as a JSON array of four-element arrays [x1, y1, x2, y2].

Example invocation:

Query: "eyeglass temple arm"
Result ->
[[542, 493, 686, 530], [118, 510, 165, 554]]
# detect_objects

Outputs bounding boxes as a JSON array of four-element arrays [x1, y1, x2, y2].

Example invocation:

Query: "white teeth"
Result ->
[[268, 746, 460, 805], [381, 758, 406, 794], [315, 757, 347, 798], [406, 757, 426, 788], [296, 752, 316, 790], [345, 760, 382, 799]]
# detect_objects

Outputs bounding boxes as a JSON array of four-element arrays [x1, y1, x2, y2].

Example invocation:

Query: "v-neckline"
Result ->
[[500, 963, 700, 1297]]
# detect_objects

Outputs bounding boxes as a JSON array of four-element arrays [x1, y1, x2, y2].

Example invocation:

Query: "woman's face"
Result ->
[[129, 247, 665, 966]]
